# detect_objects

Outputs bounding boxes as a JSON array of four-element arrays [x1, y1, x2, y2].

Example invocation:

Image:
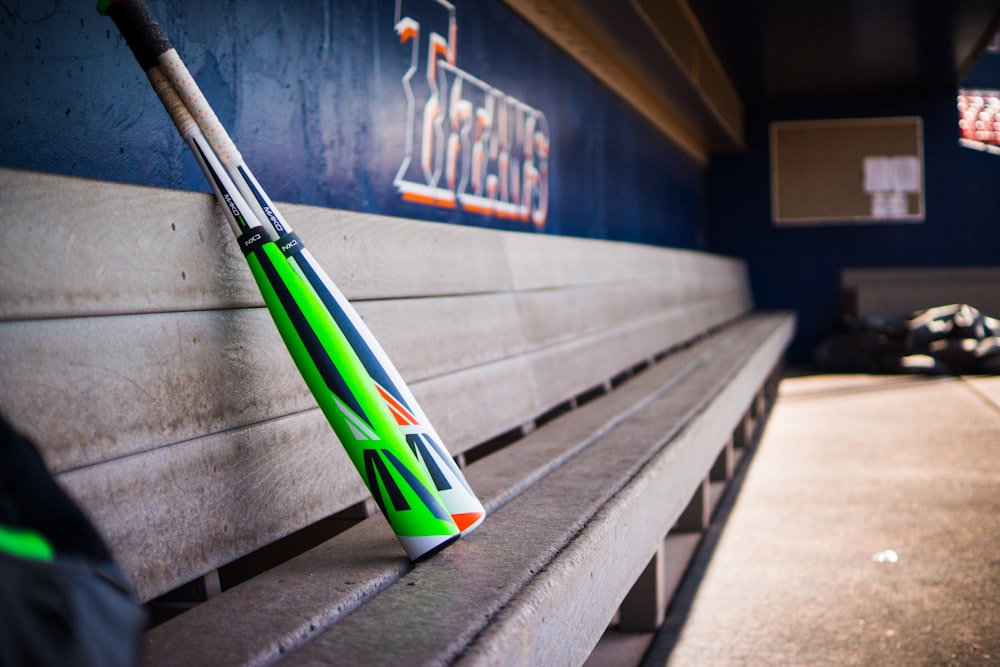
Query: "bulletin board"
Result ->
[[770, 117, 924, 225]]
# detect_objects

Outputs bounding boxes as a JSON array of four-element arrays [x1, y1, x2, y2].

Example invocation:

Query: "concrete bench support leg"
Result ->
[[618, 541, 667, 632], [618, 529, 709, 632], [733, 412, 753, 449], [675, 477, 711, 533], [710, 435, 735, 482]]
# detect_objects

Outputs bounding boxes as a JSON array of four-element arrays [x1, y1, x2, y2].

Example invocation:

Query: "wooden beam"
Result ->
[[501, 0, 709, 163]]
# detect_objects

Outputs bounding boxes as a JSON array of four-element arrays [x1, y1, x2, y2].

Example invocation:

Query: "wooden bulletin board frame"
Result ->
[[770, 116, 925, 225]]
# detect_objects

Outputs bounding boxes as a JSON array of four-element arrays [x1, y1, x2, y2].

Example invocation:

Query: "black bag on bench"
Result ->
[[0, 417, 146, 667], [815, 303, 1000, 374]]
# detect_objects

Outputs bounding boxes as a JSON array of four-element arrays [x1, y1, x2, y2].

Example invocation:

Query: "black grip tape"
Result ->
[[105, 0, 173, 71], [238, 229, 270, 257], [277, 232, 305, 257]]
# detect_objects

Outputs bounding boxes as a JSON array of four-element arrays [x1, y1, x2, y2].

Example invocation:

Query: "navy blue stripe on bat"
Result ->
[[192, 141, 253, 234], [406, 434, 452, 492], [381, 448, 451, 522], [293, 255, 413, 412], [237, 165, 288, 236], [363, 449, 410, 515], [254, 248, 374, 429]]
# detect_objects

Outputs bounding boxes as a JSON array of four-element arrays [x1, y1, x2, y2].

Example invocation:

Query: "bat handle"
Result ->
[[146, 67, 198, 141], [97, 0, 173, 72], [99, 0, 244, 172]]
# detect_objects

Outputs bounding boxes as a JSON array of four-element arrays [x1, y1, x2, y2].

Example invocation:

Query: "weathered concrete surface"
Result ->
[[661, 374, 1000, 666]]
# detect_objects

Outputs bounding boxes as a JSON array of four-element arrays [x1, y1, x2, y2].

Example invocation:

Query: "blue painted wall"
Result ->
[[6, 1, 997, 365], [706, 51, 1000, 364], [1, 0, 705, 249]]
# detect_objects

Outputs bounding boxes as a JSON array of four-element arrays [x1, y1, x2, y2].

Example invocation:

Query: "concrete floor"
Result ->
[[646, 373, 1000, 666]]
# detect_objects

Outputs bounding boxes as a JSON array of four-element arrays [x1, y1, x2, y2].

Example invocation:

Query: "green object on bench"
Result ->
[[245, 241, 460, 559], [95, 0, 483, 560], [0, 525, 55, 562]]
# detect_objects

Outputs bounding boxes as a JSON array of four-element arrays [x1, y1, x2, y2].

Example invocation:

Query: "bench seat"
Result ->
[[0, 167, 794, 666], [140, 313, 791, 666]]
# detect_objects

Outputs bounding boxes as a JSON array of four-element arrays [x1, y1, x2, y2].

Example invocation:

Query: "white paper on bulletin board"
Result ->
[[871, 191, 908, 218], [864, 156, 921, 193], [893, 156, 921, 192]]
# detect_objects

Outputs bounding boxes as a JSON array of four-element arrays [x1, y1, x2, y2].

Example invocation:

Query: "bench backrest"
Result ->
[[0, 168, 752, 601], [842, 266, 1000, 320]]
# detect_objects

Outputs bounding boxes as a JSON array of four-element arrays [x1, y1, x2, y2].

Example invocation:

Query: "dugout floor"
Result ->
[[595, 372, 1000, 666]]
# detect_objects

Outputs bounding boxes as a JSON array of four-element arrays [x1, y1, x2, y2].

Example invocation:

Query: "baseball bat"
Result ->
[[100, 0, 484, 535], [98, 0, 468, 560]]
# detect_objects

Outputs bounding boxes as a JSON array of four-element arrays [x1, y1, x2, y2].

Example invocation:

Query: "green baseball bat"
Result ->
[[99, 0, 485, 537], [113, 1, 486, 535], [99, 1, 462, 561]]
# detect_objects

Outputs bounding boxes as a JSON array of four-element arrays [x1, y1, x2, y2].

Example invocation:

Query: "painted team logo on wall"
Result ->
[[394, 0, 550, 227]]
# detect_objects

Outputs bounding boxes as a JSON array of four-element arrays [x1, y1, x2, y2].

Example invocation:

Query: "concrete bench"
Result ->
[[0, 167, 794, 665]]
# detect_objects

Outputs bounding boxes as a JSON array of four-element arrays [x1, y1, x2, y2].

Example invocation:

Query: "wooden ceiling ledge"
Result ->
[[502, 0, 746, 163]]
